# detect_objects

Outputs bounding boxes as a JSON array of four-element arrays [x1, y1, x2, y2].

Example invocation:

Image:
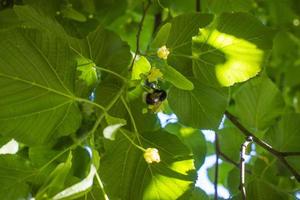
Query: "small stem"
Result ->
[[129, 1, 151, 71], [95, 171, 110, 200], [240, 136, 253, 200], [90, 86, 125, 135], [120, 96, 143, 146], [95, 66, 128, 82], [225, 111, 300, 182], [214, 133, 219, 200], [120, 129, 146, 152], [76, 97, 106, 111]]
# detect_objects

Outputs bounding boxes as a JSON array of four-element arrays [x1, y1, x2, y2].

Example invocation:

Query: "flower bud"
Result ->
[[157, 45, 170, 60], [143, 148, 161, 164]]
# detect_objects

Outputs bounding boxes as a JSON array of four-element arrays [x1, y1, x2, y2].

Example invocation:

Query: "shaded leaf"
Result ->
[[234, 76, 285, 131], [0, 29, 81, 145], [168, 79, 228, 129]]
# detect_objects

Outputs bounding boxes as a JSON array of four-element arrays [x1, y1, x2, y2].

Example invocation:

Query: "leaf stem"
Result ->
[[95, 66, 128, 82], [120, 129, 146, 152], [120, 96, 143, 147], [95, 171, 110, 200], [225, 111, 300, 182]]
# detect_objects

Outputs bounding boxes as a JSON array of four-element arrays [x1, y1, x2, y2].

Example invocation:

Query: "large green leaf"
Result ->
[[233, 179, 291, 200], [234, 76, 285, 131], [14, 5, 68, 38], [168, 79, 228, 129], [70, 25, 131, 76], [0, 155, 36, 200], [205, 0, 254, 13], [192, 12, 274, 87], [0, 29, 81, 145], [164, 123, 206, 169], [100, 129, 196, 200], [265, 113, 300, 152], [218, 127, 245, 162], [166, 13, 213, 75]]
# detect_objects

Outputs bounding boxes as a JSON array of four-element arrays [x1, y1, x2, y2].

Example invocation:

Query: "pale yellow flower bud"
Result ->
[[157, 45, 170, 60], [143, 148, 161, 164]]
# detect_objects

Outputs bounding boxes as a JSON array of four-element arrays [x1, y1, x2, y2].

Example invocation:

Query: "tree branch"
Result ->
[[239, 136, 253, 200], [225, 111, 300, 182], [281, 152, 300, 157], [129, 1, 151, 71], [214, 133, 219, 200]]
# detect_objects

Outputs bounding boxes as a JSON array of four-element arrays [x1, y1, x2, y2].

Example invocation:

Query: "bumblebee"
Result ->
[[145, 89, 167, 105]]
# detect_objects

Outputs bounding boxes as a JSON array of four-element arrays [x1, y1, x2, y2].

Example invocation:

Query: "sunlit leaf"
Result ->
[[100, 130, 196, 200], [192, 12, 274, 87], [131, 56, 151, 80]]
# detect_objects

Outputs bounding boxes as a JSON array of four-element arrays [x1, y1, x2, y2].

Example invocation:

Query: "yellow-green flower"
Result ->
[[143, 148, 161, 164]]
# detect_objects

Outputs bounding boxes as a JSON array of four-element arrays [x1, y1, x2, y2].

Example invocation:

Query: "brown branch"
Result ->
[[129, 1, 151, 71], [214, 133, 219, 200], [281, 152, 300, 157], [239, 136, 253, 200], [225, 111, 300, 182]]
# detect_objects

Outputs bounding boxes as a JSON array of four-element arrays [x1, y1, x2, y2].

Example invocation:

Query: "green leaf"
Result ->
[[166, 13, 214, 75], [208, 162, 233, 186], [265, 113, 300, 152], [218, 127, 245, 162], [0, 9, 21, 31], [61, 6, 87, 22], [36, 152, 73, 199], [0, 29, 81, 145], [161, 64, 194, 90], [76, 57, 98, 86], [14, 5, 67, 38], [52, 164, 97, 200], [234, 76, 285, 131], [0, 155, 36, 200], [206, 0, 254, 13], [168, 79, 228, 129], [189, 187, 209, 200], [100, 130, 196, 200], [164, 123, 206, 169], [131, 56, 151, 80], [70, 25, 131, 76], [192, 12, 274, 87], [151, 23, 171, 50], [243, 179, 290, 200]]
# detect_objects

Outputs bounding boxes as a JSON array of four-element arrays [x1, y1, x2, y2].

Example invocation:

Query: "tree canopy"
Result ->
[[0, 0, 300, 199]]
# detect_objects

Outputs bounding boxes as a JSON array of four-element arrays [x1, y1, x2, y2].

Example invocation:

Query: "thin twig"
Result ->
[[239, 136, 253, 200], [225, 111, 300, 182], [129, 1, 151, 71], [281, 152, 300, 157], [214, 133, 219, 200], [219, 151, 252, 174]]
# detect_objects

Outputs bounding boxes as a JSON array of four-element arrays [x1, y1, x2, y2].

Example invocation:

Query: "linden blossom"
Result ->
[[143, 148, 161, 164]]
